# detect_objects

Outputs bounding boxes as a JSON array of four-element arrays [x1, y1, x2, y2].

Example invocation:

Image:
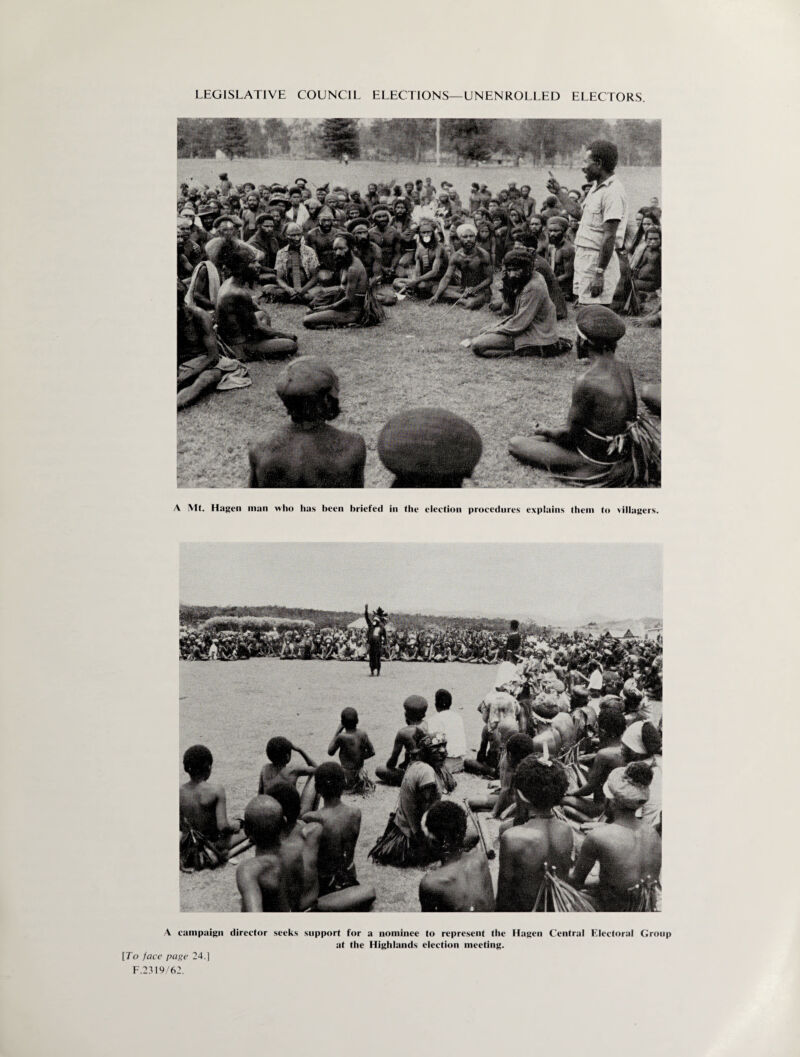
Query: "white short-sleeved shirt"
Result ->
[[575, 175, 627, 252], [426, 709, 467, 758]]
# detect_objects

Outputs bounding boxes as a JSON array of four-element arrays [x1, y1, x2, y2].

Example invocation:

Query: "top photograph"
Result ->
[[177, 118, 661, 489]]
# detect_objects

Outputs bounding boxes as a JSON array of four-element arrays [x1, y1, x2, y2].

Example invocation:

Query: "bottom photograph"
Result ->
[[179, 542, 663, 913]]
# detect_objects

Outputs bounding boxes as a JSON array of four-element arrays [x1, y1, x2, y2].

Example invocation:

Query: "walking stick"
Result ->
[[463, 800, 496, 860]]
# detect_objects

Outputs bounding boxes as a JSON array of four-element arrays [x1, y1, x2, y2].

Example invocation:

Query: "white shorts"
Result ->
[[573, 247, 620, 305]]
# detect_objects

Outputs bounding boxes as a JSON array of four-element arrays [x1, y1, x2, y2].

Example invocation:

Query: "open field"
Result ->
[[177, 159, 660, 489], [180, 657, 506, 912], [177, 295, 661, 489]]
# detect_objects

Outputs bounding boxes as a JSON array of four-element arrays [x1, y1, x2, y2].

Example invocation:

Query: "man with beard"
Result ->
[[518, 185, 535, 218], [545, 216, 575, 302], [430, 224, 493, 310], [304, 208, 340, 286], [368, 205, 401, 281], [392, 198, 417, 277], [248, 356, 366, 488], [215, 245, 298, 361], [349, 189, 370, 217], [247, 214, 280, 283], [240, 191, 262, 241], [468, 249, 559, 358], [347, 218, 396, 305], [509, 305, 660, 486], [394, 218, 446, 300], [271, 222, 321, 305], [303, 234, 375, 329], [548, 139, 627, 306], [525, 213, 548, 256]]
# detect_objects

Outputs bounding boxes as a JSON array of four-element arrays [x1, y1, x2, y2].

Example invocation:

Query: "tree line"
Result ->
[[177, 118, 661, 166]]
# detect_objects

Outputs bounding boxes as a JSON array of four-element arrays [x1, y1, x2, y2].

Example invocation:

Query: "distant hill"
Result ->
[[179, 603, 658, 635]]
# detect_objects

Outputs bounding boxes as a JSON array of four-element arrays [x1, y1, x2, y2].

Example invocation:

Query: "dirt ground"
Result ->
[[180, 657, 506, 912]]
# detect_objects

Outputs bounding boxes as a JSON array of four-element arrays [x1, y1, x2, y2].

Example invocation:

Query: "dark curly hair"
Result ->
[[587, 139, 619, 173], [425, 800, 467, 849], [266, 736, 293, 765], [262, 779, 300, 828], [598, 706, 627, 739], [183, 744, 213, 779], [624, 761, 654, 787], [514, 755, 569, 809], [314, 761, 346, 798], [506, 733, 535, 766]]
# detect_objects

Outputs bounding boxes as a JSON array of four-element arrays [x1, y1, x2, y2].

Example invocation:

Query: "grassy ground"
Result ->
[[179, 658, 509, 913], [177, 300, 661, 488], [177, 158, 661, 489]]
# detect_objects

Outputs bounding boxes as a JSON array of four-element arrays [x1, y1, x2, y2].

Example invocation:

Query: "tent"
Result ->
[[347, 616, 396, 632]]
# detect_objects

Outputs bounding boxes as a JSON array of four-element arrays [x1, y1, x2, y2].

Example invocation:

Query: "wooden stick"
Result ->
[[226, 838, 252, 862], [463, 800, 495, 860]]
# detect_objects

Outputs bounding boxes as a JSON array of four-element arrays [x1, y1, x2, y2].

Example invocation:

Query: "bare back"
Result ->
[[180, 780, 220, 838], [249, 425, 366, 488], [419, 848, 495, 911], [496, 817, 574, 912], [591, 822, 662, 909]]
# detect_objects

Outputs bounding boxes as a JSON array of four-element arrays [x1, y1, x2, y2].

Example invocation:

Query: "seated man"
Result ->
[[394, 218, 447, 300], [375, 695, 429, 786], [177, 282, 225, 411], [419, 801, 495, 911], [426, 689, 466, 773], [248, 357, 367, 488], [258, 735, 317, 793], [377, 408, 483, 488], [430, 224, 493, 310], [348, 219, 397, 306], [569, 762, 662, 910], [270, 222, 321, 305], [545, 216, 576, 302], [236, 795, 304, 911], [302, 762, 376, 910], [468, 250, 560, 359], [304, 235, 382, 329], [261, 779, 321, 910], [561, 704, 627, 821], [327, 707, 376, 793], [467, 731, 534, 817], [215, 245, 298, 361], [509, 305, 661, 486], [370, 732, 451, 867], [495, 755, 592, 911], [179, 744, 242, 870]]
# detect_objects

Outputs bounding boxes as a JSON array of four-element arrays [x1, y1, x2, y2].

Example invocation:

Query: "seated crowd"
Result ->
[[178, 141, 661, 487], [181, 628, 663, 912]]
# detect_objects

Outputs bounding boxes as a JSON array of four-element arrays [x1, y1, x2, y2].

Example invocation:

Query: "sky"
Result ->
[[181, 543, 661, 624]]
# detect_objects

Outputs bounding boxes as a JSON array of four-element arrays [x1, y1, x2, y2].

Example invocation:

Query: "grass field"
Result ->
[[180, 657, 508, 912], [177, 159, 661, 489]]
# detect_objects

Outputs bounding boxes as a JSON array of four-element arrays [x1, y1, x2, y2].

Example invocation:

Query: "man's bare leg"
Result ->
[[177, 368, 224, 410], [509, 436, 590, 472], [314, 885, 376, 912]]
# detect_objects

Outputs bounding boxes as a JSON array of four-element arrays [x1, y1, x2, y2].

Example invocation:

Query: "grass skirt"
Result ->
[[179, 825, 226, 872]]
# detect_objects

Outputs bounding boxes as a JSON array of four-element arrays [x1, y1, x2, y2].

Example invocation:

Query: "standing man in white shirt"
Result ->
[[548, 139, 627, 306], [426, 689, 467, 773]]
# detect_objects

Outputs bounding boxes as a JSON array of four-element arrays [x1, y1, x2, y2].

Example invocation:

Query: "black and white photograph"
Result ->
[[180, 542, 663, 913], [177, 118, 662, 488]]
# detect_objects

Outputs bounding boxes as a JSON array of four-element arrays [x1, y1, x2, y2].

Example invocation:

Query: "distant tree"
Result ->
[[177, 118, 216, 158], [442, 120, 493, 165], [321, 118, 360, 159], [218, 118, 249, 159]]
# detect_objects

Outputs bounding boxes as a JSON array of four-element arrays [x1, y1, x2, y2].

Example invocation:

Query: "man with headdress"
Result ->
[[369, 731, 455, 867], [377, 408, 482, 487], [248, 356, 366, 488], [391, 198, 417, 277], [468, 249, 560, 358], [215, 244, 298, 361], [364, 604, 387, 676], [394, 218, 446, 300], [546, 216, 575, 301], [271, 223, 320, 305], [347, 218, 397, 306], [569, 762, 662, 910], [509, 305, 661, 486], [430, 224, 493, 310], [303, 234, 382, 329], [205, 215, 262, 267], [495, 755, 591, 911]]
